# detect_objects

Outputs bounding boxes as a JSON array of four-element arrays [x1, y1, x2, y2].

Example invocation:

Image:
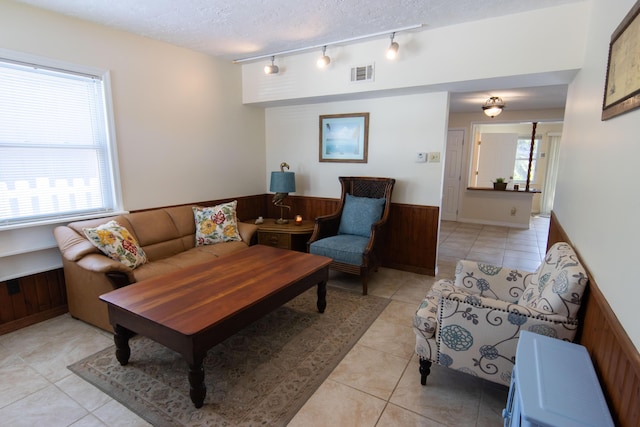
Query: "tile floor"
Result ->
[[0, 217, 549, 426]]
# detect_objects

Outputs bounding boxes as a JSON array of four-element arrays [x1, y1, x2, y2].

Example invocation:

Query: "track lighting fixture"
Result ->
[[482, 96, 506, 117], [317, 46, 330, 68], [233, 24, 422, 64], [264, 56, 279, 74], [386, 33, 399, 60]]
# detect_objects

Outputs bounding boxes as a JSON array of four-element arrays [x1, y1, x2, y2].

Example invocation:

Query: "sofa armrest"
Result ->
[[76, 253, 134, 277], [238, 221, 258, 244], [53, 226, 100, 261], [454, 260, 537, 302]]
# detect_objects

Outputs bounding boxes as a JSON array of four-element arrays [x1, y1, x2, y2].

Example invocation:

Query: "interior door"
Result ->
[[476, 133, 518, 187], [442, 129, 464, 221]]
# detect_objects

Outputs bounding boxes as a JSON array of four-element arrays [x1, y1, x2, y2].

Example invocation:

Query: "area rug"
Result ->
[[68, 286, 389, 426]]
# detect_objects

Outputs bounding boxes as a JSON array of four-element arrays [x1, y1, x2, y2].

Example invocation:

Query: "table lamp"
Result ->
[[270, 162, 296, 224]]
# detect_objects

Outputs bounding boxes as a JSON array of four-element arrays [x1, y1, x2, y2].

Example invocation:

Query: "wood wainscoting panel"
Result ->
[[382, 203, 438, 275], [549, 211, 640, 427], [0, 269, 67, 335]]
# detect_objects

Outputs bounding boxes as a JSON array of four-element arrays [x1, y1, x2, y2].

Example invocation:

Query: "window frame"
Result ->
[[0, 48, 123, 231], [512, 136, 541, 184]]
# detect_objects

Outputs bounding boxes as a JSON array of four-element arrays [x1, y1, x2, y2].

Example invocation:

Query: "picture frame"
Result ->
[[602, 0, 640, 120], [319, 113, 369, 163]]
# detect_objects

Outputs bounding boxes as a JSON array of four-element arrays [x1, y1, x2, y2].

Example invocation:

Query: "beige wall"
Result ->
[[557, 0, 640, 350], [0, 0, 265, 280], [265, 93, 449, 206]]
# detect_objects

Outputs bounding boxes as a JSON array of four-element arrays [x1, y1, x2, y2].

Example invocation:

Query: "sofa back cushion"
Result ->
[[125, 208, 189, 261], [518, 242, 588, 319], [67, 206, 197, 262]]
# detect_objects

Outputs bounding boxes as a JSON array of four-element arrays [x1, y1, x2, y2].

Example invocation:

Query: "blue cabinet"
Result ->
[[502, 331, 614, 427]]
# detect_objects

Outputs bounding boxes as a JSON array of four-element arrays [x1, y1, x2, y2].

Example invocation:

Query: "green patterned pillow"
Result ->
[[83, 220, 147, 269], [193, 201, 241, 246]]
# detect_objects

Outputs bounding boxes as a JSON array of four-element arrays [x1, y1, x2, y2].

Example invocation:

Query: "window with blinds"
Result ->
[[0, 55, 120, 228]]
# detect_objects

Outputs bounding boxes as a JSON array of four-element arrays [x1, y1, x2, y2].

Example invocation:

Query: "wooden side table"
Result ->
[[248, 218, 315, 252]]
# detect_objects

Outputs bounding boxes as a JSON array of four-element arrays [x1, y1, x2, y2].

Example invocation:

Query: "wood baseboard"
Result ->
[[549, 211, 640, 427]]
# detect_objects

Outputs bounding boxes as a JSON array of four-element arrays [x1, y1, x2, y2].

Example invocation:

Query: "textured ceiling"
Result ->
[[12, 0, 583, 112], [14, 0, 582, 60]]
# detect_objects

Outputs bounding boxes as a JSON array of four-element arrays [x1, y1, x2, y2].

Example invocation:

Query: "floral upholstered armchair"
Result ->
[[413, 242, 588, 386]]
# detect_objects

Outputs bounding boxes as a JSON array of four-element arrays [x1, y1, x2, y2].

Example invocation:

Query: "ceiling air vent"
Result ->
[[350, 64, 374, 83]]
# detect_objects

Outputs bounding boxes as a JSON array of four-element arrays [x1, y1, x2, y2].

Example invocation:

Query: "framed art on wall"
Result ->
[[319, 113, 369, 163], [602, 0, 640, 120]]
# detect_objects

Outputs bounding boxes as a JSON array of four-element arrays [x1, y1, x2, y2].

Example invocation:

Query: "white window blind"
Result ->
[[0, 57, 118, 228]]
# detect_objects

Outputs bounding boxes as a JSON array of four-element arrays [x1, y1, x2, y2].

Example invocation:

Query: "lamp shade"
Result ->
[[270, 171, 296, 193]]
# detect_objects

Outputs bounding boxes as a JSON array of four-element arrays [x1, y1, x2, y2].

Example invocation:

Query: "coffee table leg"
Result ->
[[188, 356, 206, 408], [113, 324, 133, 366], [317, 280, 327, 313]]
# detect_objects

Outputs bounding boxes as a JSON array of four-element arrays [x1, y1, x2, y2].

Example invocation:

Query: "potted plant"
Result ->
[[493, 177, 508, 190]]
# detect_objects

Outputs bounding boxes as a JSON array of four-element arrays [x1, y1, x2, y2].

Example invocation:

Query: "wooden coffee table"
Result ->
[[99, 245, 331, 408]]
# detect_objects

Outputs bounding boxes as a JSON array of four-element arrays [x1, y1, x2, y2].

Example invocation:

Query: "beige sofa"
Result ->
[[54, 205, 258, 331]]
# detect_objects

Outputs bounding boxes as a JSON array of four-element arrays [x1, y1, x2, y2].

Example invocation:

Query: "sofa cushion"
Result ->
[[82, 220, 147, 269], [338, 194, 385, 237], [193, 201, 241, 246]]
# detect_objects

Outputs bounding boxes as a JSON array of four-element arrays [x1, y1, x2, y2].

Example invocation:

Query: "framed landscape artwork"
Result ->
[[319, 113, 369, 163], [602, 0, 640, 120]]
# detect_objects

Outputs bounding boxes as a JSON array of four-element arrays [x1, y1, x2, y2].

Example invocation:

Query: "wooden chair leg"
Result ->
[[419, 358, 432, 385], [361, 273, 368, 295]]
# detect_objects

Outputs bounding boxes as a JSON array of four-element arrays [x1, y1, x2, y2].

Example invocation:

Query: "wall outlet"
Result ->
[[510, 207, 517, 216], [415, 152, 427, 163], [428, 152, 441, 163]]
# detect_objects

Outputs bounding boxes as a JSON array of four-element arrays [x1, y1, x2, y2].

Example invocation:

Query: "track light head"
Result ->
[[386, 33, 399, 60], [317, 46, 331, 68], [264, 56, 279, 74]]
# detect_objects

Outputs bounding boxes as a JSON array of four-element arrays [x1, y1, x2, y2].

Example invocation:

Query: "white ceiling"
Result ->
[[12, 0, 583, 112]]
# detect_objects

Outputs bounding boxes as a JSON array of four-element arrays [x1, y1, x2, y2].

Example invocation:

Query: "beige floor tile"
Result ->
[[92, 400, 152, 427], [390, 358, 482, 426], [69, 414, 108, 426], [377, 403, 446, 426], [288, 379, 386, 427], [329, 344, 408, 400], [357, 318, 414, 360], [465, 251, 504, 265], [56, 373, 112, 412], [377, 300, 420, 327], [391, 281, 434, 305], [0, 352, 50, 409], [477, 383, 509, 427], [469, 245, 505, 256], [0, 384, 88, 427]]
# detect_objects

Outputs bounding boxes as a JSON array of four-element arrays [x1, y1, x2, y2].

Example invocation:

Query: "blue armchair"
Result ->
[[307, 176, 395, 295]]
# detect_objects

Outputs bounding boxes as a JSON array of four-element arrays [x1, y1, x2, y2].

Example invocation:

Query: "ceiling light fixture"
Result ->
[[317, 46, 330, 68], [482, 96, 505, 117], [386, 33, 399, 60], [264, 56, 279, 75], [233, 24, 423, 64]]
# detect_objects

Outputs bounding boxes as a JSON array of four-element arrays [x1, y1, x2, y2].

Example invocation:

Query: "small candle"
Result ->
[[295, 215, 302, 225]]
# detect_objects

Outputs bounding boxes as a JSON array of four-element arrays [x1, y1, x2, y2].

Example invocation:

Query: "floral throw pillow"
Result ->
[[82, 220, 147, 269], [193, 201, 241, 246]]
